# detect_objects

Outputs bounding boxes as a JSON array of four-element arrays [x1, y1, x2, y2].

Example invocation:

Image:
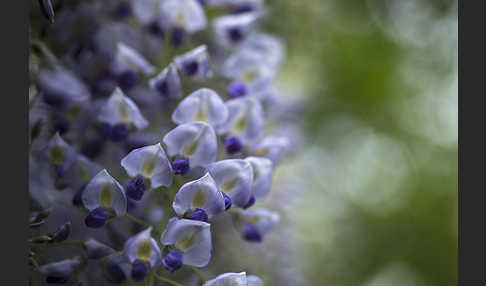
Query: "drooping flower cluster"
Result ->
[[29, 0, 294, 284]]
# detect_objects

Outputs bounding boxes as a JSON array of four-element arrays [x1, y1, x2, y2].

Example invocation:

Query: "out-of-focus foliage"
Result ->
[[263, 0, 457, 285]]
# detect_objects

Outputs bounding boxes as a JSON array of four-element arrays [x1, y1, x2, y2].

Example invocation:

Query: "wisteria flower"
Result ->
[[203, 272, 247, 286], [172, 173, 226, 221], [121, 143, 173, 194], [124, 227, 161, 268], [160, 0, 206, 46], [217, 97, 264, 145], [97, 87, 149, 137], [171, 88, 228, 128], [37, 68, 90, 109], [38, 132, 77, 179], [238, 32, 284, 69], [245, 156, 273, 200], [250, 135, 289, 165], [174, 45, 211, 78], [247, 275, 264, 286], [38, 257, 83, 284], [63, 154, 103, 190], [239, 208, 279, 242], [112, 42, 156, 90], [163, 121, 218, 172], [212, 13, 258, 47], [81, 169, 127, 227], [207, 159, 253, 208], [84, 238, 116, 259], [161, 218, 212, 271], [148, 63, 182, 99]]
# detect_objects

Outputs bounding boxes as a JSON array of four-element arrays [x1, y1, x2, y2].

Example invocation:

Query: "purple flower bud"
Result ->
[[117, 70, 138, 91], [228, 81, 247, 98], [53, 119, 70, 135], [147, 21, 163, 38], [46, 276, 67, 284], [224, 136, 243, 154], [242, 194, 255, 210], [110, 123, 130, 142], [51, 222, 71, 243], [131, 261, 148, 282], [242, 223, 262, 242], [172, 157, 190, 176], [126, 177, 146, 201], [222, 192, 232, 211], [187, 208, 209, 222], [85, 207, 107, 228], [162, 250, 183, 272], [171, 27, 186, 47], [227, 27, 244, 43], [98, 123, 113, 139], [182, 60, 199, 76], [105, 263, 126, 284]]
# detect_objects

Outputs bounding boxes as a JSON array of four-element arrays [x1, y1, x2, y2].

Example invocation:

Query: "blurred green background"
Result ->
[[262, 0, 457, 285]]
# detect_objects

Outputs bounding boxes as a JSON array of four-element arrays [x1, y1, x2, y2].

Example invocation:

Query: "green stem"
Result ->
[[125, 213, 152, 228], [185, 265, 209, 282], [154, 274, 184, 286]]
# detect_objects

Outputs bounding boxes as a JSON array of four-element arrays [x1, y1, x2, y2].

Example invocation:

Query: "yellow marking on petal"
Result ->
[[136, 240, 152, 262], [100, 185, 114, 208], [175, 11, 185, 27], [78, 165, 90, 182], [232, 115, 248, 134], [49, 146, 64, 165], [194, 108, 207, 122], [176, 233, 197, 251], [182, 140, 198, 157], [220, 178, 238, 193], [241, 70, 258, 83], [253, 166, 259, 180], [119, 101, 131, 123], [192, 190, 206, 209], [247, 216, 261, 224], [66, 105, 82, 120], [255, 148, 268, 156], [141, 157, 156, 178]]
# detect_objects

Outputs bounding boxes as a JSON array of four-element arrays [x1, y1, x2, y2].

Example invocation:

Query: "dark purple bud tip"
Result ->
[[98, 123, 113, 140], [155, 79, 169, 97], [183, 60, 199, 76], [227, 27, 244, 43], [131, 261, 148, 282], [172, 157, 190, 176], [147, 21, 163, 37], [46, 276, 68, 284], [242, 223, 262, 242], [228, 81, 247, 98], [117, 70, 138, 91], [51, 222, 71, 243], [126, 177, 146, 201], [53, 119, 70, 135], [171, 27, 186, 47], [222, 192, 232, 211], [85, 207, 107, 228], [242, 194, 255, 210], [72, 185, 85, 207], [224, 136, 243, 154], [113, 1, 132, 20], [110, 123, 130, 142], [162, 250, 183, 272], [187, 208, 208, 222], [54, 164, 65, 178], [106, 263, 127, 284]]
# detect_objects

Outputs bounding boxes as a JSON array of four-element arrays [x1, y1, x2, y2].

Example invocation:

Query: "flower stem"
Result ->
[[154, 274, 184, 286], [185, 264, 209, 282], [125, 213, 152, 228]]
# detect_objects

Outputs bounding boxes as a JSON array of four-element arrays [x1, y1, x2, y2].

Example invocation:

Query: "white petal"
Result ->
[[172, 88, 228, 128], [81, 169, 127, 216], [250, 136, 289, 165], [163, 122, 217, 168], [39, 132, 77, 169], [174, 45, 211, 79], [114, 42, 156, 75], [212, 13, 257, 47], [247, 275, 263, 286], [121, 143, 173, 188], [148, 63, 182, 99], [97, 87, 149, 130], [173, 173, 225, 218], [245, 156, 273, 200], [207, 159, 253, 208], [64, 155, 103, 188], [203, 272, 247, 286], [160, 0, 206, 32], [242, 208, 279, 234], [124, 227, 161, 267]]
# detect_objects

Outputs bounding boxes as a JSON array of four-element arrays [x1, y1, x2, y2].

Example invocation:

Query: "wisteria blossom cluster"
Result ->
[[29, 0, 294, 285]]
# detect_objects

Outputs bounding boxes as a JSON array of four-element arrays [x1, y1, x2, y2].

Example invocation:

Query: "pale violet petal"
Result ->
[[81, 169, 127, 216], [245, 156, 273, 200], [124, 227, 161, 267], [160, 0, 206, 32], [39, 132, 77, 170], [148, 63, 182, 99], [242, 208, 279, 234], [174, 45, 211, 79], [38, 257, 83, 278], [203, 272, 247, 286], [239, 32, 285, 69], [163, 122, 217, 168], [97, 87, 149, 130], [173, 173, 225, 218], [114, 42, 156, 75], [64, 155, 103, 188], [247, 275, 263, 286], [84, 238, 116, 259], [207, 159, 253, 208], [217, 97, 264, 144], [121, 143, 173, 188], [250, 136, 289, 165], [172, 88, 228, 128], [212, 13, 257, 47], [160, 218, 212, 267]]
